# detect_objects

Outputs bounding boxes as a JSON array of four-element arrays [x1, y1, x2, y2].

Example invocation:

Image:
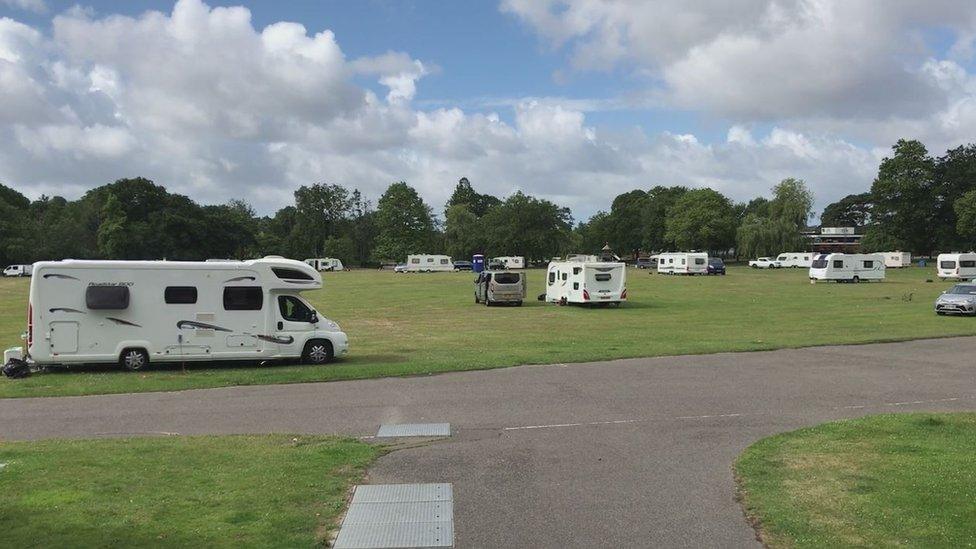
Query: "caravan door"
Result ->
[[274, 294, 316, 358]]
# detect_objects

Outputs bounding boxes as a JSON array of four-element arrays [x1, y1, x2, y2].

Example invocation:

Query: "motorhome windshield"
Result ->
[[494, 273, 521, 284], [948, 285, 976, 295], [811, 257, 828, 269]]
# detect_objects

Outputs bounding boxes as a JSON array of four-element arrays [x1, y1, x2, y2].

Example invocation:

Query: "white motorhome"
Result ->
[[492, 256, 525, 269], [2, 257, 348, 371], [3, 264, 32, 277], [304, 258, 344, 271], [404, 254, 454, 272], [545, 257, 627, 306], [879, 251, 912, 268], [809, 253, 885, 282], [656, 252, 708, 275], [775, 252, 813, 268], [937, 253, 976, 280]]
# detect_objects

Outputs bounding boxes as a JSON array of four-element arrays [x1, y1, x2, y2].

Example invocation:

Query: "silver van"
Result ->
[[474, 271, 526, 306]]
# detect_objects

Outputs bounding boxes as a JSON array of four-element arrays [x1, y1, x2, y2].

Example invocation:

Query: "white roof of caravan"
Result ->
[[34, 256, 310, 270]]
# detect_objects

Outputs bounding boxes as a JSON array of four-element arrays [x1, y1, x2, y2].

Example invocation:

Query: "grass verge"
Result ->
[[735, 413, 976, 548], [0, 435, 377, 547], [2, 266, 974, 398]]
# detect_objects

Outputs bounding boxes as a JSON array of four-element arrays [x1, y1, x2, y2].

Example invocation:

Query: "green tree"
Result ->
[[481, 191, 573, 262], [606, 190, 648, 257], [641, 186, 687, 252], [933, 144, 976, 250], [575, 211, 613, 255], [869, 139, 937, 254], [0, 183, 32, 264], [444, 204, 482, 260], [820, 192, 872, 227], [954, 189, 976, 245], [736, 178, 814, 257], [664, 188, 737, 252], [374, 182, 437, 261], [293, 183, 352, 257], [445, 177, 500, 217], [96, 193, 128, 259]]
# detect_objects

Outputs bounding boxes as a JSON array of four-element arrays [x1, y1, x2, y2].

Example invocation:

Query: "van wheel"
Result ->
[[852, 276, 860, 283], [485, 298, 492, 307], [475, 295, 480, 303], [302, 339, 333, 365], [120, 348, 149, 371]]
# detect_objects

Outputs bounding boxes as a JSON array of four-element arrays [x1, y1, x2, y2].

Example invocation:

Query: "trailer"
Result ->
[[656, 252, 708, 275], [937, 253, 976, 280], [404, 254, 454, 272], [878, 251, 912, 268], [2, 257, 348, 371], [809, 253, 885, 282], [545, 257, 627, 306], [304, 258, 344, 271], [492, 256, 525, 269], [775, 252, 813, 268]]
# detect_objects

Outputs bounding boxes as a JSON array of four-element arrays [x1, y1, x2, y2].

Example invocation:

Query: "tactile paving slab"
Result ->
[[376, 423, 451, 438], [333, 483, 454, 549]]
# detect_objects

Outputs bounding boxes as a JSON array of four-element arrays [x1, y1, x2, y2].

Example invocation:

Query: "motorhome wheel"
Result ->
[[302, 340, 333, 364], [120, 348, 149, 371]]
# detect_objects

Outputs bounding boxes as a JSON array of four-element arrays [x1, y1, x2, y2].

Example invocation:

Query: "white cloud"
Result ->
[[0, 0, 952, 223], [1, 0, 46, 14]]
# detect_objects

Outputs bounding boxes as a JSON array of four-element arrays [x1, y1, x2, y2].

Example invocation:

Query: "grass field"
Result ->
[[735, 413, 976, 547], [0, 435, 377, 547], [1, 265, 974, 398]]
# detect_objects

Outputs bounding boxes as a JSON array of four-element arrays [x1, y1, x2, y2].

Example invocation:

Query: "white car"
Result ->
[[749, 257, 782, 269]]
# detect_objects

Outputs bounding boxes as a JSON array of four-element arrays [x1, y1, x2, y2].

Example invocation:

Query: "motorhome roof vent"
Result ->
[[272, 267, 314, 281]]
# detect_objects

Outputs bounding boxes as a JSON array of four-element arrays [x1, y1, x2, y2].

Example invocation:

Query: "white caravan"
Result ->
[[937, 253, 976, 280], [3, 264, 32, 277], [656, 252, 708, 275], [2, 257, 348, 371], [775, 252, 813, 268], [304, 258, 344, 271], [879, 251, 912, 268], [809, 253, 885, 282], [545, 257, 627, 306], [404, 254, 454, 272], [492, 256, 525, 269]]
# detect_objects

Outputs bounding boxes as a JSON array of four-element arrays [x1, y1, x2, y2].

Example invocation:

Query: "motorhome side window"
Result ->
[[223, 287, 263, 310], [411, 258, 420, 264], [164, 286, 197, 304], [86, 286, 130, 310], [833, 260, 844, 268], [962, 260, 976, 268], [941, 261, 956, 269], [272, 267, 313, 280], [695, 258, 705, 265], [278, 295, 314, 322], [863, 260, 874, 268]]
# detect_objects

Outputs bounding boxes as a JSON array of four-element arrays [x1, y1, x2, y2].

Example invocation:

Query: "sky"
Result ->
[[1, 0, 975, 222]]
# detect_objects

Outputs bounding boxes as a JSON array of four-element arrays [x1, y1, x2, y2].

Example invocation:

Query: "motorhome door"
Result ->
[[275, 295, 315, 357]]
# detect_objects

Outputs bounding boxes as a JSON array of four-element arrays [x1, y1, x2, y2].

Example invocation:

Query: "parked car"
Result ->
[[394, 263, 408, 273], [453, 260, 473, 271], [474, 270, 526, 306], [935, 283, 976, 315], [635, 258, 654, 269], [706, 258, 726, 275], [749, 257, 782, 269]]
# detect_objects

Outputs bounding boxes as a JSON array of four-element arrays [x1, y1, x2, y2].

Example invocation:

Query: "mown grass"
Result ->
[[1, 265, 973, 398], [735, 413, 976, 548], [0, 435, 377, 547]]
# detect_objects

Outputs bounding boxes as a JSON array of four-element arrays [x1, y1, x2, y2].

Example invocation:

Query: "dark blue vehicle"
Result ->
[[453, 260, 473, 271], [707, 257, 726, 275]]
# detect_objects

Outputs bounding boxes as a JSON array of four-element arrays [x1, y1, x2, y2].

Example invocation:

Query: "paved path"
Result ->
[[3, 337, 976, 547]]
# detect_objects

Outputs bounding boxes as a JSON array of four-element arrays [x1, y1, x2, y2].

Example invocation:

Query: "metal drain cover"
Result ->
[[376, 423, 451, 438], [334, 483, 454, 548]]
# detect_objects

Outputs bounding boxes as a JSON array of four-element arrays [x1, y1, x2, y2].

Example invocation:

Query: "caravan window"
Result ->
[[272, 267, 313, 281], [411, 258, 420, 264], [694, 258, 705, 265], [440, 258, 449, 265], [561, 272, 568, 281], [165, 286, 197, 304], [811, 257, 828, 268], [573, 267, 581, 275], [223, 287, 263, 311], [941, 261, 957, 269], [962, 260, 976, 268], [86, 286, 130, 310], [427, 258, 434, 263], [833, 260, 844, 268], [595, 273, 612, 282], [278, 295, 315, 322], [863, 260, 874, 268], [548, 271, 555, 285]]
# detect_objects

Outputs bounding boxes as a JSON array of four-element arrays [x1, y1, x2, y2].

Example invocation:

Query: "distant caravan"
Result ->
[[491, 256, 525, 270], [545, 256, 627, 306], [403, 254, 454, 272], [879, 251, 912, 268], [775, 252, 813, 268], [937, 253, 976, 280], [304, 258, 344, 271], [656, 252, 708, 275], [809, 253, 885, 283]]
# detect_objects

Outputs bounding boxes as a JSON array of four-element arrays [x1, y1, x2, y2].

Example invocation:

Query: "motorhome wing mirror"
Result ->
[[310, 312, 319, 324]]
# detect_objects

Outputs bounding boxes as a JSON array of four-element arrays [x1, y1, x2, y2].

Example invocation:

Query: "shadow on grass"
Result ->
[[33, 353, 412, 376]]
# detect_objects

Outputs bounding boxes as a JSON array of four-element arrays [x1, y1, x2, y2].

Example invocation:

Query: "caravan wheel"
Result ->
[[120, 348, 149, 371], [852, 276, 860, 283]]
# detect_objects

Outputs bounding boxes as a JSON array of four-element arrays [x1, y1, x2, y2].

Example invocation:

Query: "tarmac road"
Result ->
[[2, 337, 976, 547]]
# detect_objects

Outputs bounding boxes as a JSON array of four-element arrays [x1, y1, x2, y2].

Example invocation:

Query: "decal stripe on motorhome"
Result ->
[[224, 276, 256, 283], [177, 320, 232, 332], [49, 308, 85, 314], [43, 274, 79, 280], [256, 334, 294, 344], [107, 317, 141, 327]]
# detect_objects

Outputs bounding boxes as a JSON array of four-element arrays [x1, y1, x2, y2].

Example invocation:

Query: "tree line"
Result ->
[[1, 138, 973, 267]]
